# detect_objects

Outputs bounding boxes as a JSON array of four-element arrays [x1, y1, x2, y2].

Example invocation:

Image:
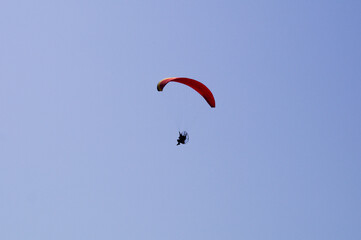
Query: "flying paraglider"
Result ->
[[157, 77, 215, 145]]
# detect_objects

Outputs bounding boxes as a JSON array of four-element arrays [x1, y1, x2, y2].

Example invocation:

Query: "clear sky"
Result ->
[[1, 0, 360, 239]]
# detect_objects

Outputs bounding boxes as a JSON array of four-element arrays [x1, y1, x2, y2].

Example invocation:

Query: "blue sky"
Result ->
[[1, 0, 360, 239]]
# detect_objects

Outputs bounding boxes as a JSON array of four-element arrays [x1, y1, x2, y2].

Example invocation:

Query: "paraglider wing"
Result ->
[[157, 77, 216, 108]]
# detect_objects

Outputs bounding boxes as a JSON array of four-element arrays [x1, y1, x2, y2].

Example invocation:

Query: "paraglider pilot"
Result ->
[[177, 131, 188, 145]]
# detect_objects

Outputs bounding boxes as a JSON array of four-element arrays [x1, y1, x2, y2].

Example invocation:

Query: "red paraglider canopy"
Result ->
[[157, 77, 216, 108]]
